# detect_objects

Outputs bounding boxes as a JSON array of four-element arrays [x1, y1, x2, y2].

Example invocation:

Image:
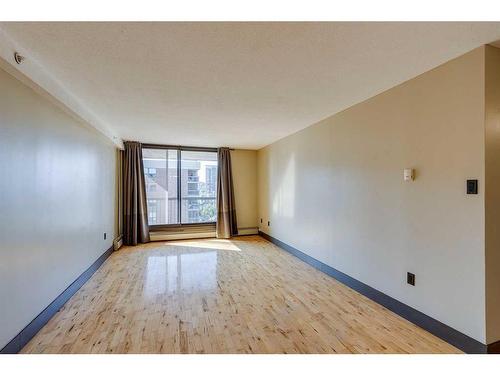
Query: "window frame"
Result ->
[[142, 143, 218, 229]]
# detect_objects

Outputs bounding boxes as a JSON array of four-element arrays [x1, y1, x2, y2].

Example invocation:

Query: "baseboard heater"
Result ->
[[149, 224, 259, 241], [113, 235, 123, 250], [150, 224, 216, 241], [237, 226, 259, 235], [150, 231, 216, 241]]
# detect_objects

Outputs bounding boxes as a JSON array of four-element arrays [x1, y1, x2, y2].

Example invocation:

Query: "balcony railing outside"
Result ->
[[147, 197, 216, 225]]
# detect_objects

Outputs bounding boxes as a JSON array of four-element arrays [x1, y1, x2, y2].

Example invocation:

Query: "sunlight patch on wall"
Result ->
[[272, 152, 296, 219]]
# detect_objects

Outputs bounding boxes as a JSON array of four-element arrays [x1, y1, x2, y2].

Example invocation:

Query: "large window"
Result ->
[[142, 148, 179, 225], [142, 146, 218, 226]]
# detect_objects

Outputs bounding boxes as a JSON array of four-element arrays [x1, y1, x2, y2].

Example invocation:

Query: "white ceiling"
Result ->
[[1, 22, 500, 149]]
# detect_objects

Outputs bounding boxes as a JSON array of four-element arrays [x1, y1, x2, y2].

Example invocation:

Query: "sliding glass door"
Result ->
[[142, 146, 218, 227]]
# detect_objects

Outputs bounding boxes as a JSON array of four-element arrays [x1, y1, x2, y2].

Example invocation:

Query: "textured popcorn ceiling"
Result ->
[[1, 22, 500, 149]]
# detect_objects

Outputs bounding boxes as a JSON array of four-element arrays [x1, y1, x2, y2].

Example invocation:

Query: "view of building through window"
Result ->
[[142, 147, 218, 225]]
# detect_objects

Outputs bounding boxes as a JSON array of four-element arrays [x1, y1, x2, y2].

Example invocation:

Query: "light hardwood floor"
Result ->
[[22, 235, 461, 353]]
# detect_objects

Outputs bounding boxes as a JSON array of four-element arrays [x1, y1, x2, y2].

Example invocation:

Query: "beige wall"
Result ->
[[231, 149, 258, 235], [258, 47, 488, 343], [485, 45, 500, 344], [0, 66, 117, 348]]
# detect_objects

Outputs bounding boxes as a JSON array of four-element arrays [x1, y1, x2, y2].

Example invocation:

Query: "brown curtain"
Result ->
[[123, 141, 150, 245], [216, 148, 238, 238]]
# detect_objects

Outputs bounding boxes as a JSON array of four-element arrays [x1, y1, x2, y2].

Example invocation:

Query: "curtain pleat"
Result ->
[[216, 148, 238, 239], [123, 141, 150, 245]]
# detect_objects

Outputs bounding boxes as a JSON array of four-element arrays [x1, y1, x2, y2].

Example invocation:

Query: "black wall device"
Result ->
[[407, 272, 415, 286], [467, 179, 478, 195]]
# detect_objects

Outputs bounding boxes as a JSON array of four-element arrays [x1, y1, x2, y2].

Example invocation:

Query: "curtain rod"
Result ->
[[140, 143, 236, 152]]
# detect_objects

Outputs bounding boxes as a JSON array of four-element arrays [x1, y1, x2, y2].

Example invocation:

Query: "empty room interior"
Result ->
[[3, 21, 500, 356]]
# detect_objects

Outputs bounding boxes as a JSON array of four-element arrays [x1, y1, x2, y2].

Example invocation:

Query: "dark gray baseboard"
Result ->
[[258, 231, 498, 354], [0, 245, 114, 354]]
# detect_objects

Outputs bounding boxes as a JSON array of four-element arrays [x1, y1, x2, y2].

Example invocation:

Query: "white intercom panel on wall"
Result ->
[[404, 168, 414, 181]]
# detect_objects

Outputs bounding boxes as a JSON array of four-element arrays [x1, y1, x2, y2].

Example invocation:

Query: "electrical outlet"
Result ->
[[103, 232, 107, 240], [267, 221, 270, 226], [407, 272, 415, 286]]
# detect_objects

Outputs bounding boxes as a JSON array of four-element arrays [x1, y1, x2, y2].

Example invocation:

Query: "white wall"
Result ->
[[258, 47, 488, 343], [231, 149, 258, 235], [0, 66, 117, 349]]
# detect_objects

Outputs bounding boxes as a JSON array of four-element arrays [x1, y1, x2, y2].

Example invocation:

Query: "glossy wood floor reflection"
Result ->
[[22, 236, 461, 354]]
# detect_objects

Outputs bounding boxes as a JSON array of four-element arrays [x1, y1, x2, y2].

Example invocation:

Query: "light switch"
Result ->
[[467, 179, 478, 194]]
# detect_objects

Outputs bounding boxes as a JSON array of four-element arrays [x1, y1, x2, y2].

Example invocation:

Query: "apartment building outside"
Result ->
[[143, 149, 217, 225]]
